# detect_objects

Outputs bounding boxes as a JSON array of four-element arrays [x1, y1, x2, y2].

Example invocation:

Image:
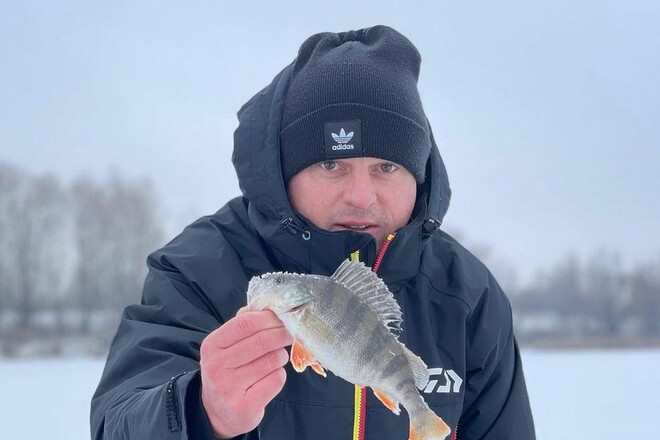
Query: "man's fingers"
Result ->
[[244, 367, 288, 410], [223, 327, 293, 368], [199, 309, 292, 438], [203, 310, 285, 350], [231, 348, 289, 389]]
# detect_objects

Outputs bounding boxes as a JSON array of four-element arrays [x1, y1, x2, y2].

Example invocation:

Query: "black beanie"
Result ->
[[280, 25, 432, 183]]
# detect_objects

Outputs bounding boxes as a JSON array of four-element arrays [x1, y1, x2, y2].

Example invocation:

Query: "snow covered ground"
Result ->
[[1, 350, 658, 439]]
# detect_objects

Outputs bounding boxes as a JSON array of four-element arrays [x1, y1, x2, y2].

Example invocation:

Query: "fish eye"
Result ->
[[274, 276, 283, 284]]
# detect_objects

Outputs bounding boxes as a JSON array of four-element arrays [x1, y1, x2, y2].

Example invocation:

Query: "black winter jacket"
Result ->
[[91, 61, 535, 440]]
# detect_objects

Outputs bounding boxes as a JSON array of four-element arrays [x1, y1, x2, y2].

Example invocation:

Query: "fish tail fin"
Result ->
[[408, 407, 451, 440]]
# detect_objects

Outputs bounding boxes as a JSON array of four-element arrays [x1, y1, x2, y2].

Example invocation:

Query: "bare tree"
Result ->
[[582, 250, 626, 337], [30, 175, 72, 333], [626, 259, 660, 337], [14, 173, 69, 330], [105, 176, 162, 309], [0, 163, 25, 325], [547, 253, 583, 317], [71, 174, 163, 336], [71, 177, 111, 332]]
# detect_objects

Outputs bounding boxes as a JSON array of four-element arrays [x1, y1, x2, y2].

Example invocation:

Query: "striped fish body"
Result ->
[[247, 260, 451, 440]]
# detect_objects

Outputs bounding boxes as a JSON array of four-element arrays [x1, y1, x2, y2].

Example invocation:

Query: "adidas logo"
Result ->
[[331, 128, 353, 144], [421, 368, 463, 394], [324, 121, 361, 156]]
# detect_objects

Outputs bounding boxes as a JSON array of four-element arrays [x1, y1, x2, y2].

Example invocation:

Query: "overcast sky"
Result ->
[[1, 0, 658, 285]]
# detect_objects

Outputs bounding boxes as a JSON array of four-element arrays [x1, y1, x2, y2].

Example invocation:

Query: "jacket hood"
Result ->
[[232, 55, 451, 278]]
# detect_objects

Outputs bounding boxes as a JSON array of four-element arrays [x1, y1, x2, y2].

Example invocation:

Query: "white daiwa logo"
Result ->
[[331, 128, 354, 144], [421, 368, 463, 394]]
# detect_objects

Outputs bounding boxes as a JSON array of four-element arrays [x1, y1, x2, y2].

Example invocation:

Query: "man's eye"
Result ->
[[379, 163, 398, 173], [320, 161, 338, 171]]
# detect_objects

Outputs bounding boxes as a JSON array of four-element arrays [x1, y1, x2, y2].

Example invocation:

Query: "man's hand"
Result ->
[[200, 308, 293, 438]]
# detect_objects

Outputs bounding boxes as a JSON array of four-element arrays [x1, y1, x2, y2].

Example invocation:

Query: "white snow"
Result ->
[[523, 349, 660, 438], [0, 358, 104, 439], [1, 350, 658, 439]]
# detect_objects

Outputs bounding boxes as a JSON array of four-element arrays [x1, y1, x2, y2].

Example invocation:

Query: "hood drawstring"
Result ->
[[281, 217, 311, 241], [422, 218, 441, 235]]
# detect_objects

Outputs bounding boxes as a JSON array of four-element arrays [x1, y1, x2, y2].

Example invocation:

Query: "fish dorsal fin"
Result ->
[[331, 259, 403, 335]]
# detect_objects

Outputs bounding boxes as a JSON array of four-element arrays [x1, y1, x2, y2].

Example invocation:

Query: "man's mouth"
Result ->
[[335, 223, 378, 231]]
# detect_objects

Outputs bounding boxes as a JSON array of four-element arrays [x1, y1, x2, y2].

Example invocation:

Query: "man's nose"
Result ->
[[343, 169, 377, 209]]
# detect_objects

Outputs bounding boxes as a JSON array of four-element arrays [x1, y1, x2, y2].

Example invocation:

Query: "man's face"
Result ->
[[287, 157, 417, 249]]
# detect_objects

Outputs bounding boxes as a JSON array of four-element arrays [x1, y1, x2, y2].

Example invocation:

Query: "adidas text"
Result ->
[[331, 144, 355, 151]]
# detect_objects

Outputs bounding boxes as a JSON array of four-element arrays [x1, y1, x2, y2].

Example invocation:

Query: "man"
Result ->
[[91, 26, 535, 439]]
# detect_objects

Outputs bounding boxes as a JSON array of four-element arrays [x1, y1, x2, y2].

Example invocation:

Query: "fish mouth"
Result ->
[[284, 303, 307, 314], [246, 278, 260, 304]]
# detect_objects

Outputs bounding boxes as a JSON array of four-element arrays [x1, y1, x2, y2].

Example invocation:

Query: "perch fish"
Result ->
[[247, 259, 451, 440]]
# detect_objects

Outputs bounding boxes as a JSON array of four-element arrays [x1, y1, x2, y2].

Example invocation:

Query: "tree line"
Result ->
[[509, 252, 660, 346], [0, 162, 163, 356], [1, 161, 658, 356], [453, 230, 660, 347]]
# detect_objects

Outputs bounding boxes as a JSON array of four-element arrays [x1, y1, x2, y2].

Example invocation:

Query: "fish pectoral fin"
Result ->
[[290, 340, 312, 372], [372, 388, 401, 415], [310, 362, 327, 377], [290, 340, 326, 377]]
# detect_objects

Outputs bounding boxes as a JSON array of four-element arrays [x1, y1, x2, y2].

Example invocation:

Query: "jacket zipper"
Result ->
[[372, 233, 396, 273], [165, 372, 187, 432], [351, 233, 397, 440]]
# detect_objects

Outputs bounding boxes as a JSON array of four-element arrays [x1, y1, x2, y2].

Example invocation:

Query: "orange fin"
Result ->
[[310, 362, 327, 377], [290, 340, 326, 377], [372, 388, 401, 415], [409, 408, 451, 440]]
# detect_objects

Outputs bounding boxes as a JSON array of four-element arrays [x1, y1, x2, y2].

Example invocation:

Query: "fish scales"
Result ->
[[302, 280, 388, 384], [300, 281, 358, 343], [324, 283, 363, 341], [247, 259, 452, 440]]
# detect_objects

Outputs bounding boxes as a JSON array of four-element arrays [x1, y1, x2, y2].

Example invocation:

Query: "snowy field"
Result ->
[[1, 350, 658, 439]]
